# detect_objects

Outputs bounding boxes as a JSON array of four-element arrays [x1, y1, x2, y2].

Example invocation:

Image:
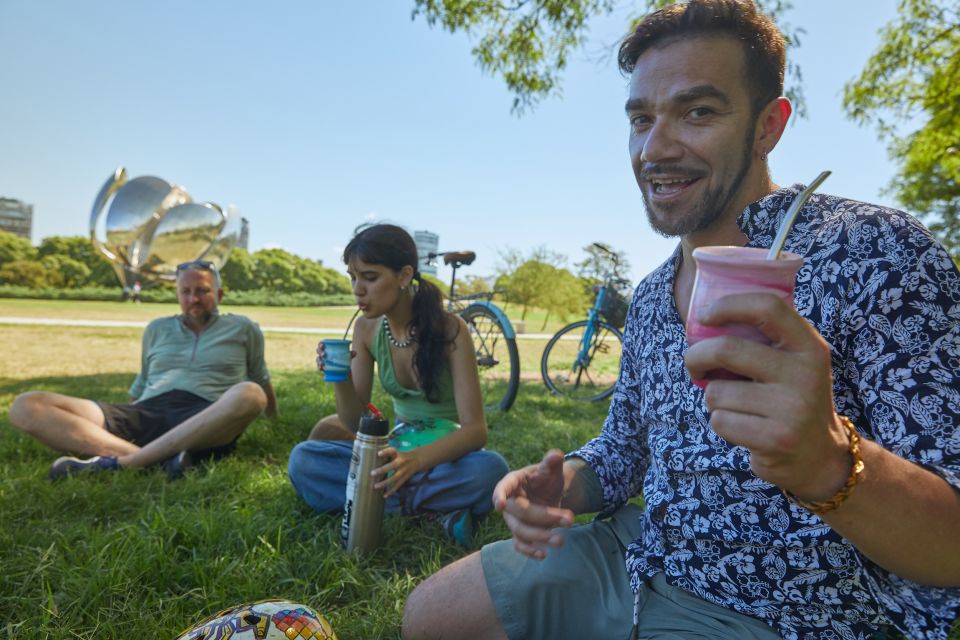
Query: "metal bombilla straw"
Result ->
[[343, 308, 361, 340], [766, 171, 832, 260]]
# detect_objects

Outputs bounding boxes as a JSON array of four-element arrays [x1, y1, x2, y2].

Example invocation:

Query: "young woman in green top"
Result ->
[[287, 224, 510, 545]]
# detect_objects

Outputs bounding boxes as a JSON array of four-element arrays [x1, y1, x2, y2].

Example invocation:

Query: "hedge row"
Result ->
[[0, 285, 354, 307]]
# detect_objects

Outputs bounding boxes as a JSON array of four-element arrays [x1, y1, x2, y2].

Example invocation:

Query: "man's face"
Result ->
[[177, 269, 222, 326], [626, 36, 761, 238]]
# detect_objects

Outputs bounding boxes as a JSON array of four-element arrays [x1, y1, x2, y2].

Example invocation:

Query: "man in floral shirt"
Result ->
[[402, 2, 960, 639]]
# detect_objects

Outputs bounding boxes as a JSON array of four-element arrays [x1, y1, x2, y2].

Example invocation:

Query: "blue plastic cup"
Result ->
[[322, 339, 351, 382]]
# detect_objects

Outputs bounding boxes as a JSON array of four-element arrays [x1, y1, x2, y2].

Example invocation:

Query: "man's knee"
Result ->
[[9, 391, 54, 434], [402, 552, 505, 640], [223, 382, 267, 418]]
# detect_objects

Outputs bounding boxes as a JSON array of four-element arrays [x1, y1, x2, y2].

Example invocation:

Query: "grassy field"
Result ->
[[2, 309, 950, 639], [0, 298, 576, 336], [0, 315, 610, 638], [0, 299, 589, 379]]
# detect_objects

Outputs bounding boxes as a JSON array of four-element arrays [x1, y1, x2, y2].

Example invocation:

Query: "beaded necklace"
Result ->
[[382, 316, 414, 348]]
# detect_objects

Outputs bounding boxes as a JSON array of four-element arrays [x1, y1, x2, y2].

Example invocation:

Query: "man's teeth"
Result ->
[[653, 178, 694, 193]]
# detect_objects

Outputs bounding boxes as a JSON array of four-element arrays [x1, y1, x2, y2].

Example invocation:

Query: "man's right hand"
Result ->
[[493, 449, 574, 559]]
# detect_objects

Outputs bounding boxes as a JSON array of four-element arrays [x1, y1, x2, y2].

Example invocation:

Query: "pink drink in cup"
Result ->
[[686, 246, 803, 388]]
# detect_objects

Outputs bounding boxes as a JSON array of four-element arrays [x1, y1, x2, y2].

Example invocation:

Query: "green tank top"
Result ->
[[372, 319, 459, 430]]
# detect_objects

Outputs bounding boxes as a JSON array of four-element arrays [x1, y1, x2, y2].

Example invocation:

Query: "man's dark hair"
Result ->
[[618, 0, 785, 113]]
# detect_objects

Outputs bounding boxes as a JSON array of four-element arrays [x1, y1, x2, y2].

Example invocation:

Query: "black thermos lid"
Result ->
[[358, 415, 389, 437]]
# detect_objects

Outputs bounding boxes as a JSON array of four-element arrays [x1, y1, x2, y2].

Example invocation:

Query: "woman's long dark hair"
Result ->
[[343, 224, 455, 402]]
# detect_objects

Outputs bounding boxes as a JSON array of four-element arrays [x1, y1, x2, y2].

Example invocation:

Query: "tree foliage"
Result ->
[[0, 232, 352, 295], [220, 247, 351, 295], [843, 0, 960, 255], [411, 0, 804, 114], [37, 235, 117, 287], [495, 246, 589, 324], [575, 242, 630, 283], [0, 259, 49, 288], [0, 230, 35, 265]]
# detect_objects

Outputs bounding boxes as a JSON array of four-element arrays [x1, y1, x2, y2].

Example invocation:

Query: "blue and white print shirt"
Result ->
[[572, 186, 960, 640]]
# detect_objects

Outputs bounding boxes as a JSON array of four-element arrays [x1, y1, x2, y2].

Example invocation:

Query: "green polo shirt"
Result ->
[[129, 313, 271, 403]]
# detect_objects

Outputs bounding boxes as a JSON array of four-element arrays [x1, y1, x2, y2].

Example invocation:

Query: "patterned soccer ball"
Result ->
[[175, 599, 338, 640]]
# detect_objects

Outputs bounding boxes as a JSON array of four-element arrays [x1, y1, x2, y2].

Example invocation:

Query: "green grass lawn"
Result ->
[[2, 317, 953, 639], [0, 298, 582, 336], [0, 336, 609, 638]]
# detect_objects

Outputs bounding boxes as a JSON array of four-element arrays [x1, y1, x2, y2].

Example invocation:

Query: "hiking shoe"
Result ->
[[162, 451, 194, 480], [48, 455, 121, 480], [439, 509, 475, 548]]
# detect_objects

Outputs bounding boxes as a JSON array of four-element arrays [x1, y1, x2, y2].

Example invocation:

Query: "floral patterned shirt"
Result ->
[[572, 186, 960, 640]]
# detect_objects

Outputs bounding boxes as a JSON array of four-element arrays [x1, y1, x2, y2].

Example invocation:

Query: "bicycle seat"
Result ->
[[443, 251, 476, 266]]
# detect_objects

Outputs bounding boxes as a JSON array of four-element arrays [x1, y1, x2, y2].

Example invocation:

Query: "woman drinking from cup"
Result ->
[[287, 224, 510, 546]]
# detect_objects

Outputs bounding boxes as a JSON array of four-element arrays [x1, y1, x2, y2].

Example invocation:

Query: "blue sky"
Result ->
[[0, 0, 900, 284]]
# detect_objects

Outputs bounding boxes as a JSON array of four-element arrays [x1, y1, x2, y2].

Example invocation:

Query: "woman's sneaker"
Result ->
[[439, 509, 475, 548], [48, 455, 121, 480]]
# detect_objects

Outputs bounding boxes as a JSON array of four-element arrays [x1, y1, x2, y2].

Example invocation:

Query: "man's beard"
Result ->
[[642, 131, 755, 238]]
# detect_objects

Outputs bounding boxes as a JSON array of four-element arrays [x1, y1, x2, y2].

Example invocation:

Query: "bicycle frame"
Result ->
[[574, 284, 608, 371], [440, 258, 515, 338], [426, 249, 521, 412]]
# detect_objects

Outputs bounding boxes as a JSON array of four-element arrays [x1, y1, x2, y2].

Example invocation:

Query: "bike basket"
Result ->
[[600, 288, 629, 328]]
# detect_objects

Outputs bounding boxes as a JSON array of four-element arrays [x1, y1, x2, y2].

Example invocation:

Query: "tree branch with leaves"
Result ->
[[843, 0, 960, 256], [411, 0, 805, 114]]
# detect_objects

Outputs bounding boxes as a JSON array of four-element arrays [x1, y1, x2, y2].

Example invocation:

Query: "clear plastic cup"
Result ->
[[686, 246, 803, 387], [322, 339, 352, 383]]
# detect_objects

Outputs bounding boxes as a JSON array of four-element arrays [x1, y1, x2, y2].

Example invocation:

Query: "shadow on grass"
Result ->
[[2, 373, 596, 638]]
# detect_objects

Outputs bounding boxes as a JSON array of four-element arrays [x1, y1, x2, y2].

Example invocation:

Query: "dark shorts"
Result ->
[[97, 389, 237, 460]]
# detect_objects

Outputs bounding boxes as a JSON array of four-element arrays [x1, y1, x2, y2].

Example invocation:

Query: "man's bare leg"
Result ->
[[118, 382, 267, 469], [8, 391, 139, 457], [309, 414, 355, 441], [402, 552, 507, 640]]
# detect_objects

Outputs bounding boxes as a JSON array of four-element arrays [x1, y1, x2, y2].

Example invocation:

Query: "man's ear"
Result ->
[[755, 96, 792, 159]]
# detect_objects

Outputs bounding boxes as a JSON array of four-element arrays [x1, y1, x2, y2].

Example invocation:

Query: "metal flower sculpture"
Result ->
[[89, 166, 240, 288]]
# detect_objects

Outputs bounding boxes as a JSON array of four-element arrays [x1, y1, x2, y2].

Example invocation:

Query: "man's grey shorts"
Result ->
[[480, 504, 781, 640]]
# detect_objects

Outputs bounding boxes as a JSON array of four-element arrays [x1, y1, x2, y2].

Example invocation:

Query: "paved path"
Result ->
[[0, 316, 556, 339], [0, 316, 344, 335]]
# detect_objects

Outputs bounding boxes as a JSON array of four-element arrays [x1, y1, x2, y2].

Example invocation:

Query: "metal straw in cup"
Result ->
[[343, 308, 360, 340], [766, 171, 832, 261]]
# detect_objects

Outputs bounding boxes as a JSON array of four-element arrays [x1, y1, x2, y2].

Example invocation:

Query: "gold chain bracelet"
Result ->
[[783, 416, 865, 515]]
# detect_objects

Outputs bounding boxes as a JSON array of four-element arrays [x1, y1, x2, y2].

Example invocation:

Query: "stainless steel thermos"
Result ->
[[341, 414, 390, 553]]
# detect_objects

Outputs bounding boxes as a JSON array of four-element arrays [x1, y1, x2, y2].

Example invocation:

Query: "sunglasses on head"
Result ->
[[176, 260, 216, 272]]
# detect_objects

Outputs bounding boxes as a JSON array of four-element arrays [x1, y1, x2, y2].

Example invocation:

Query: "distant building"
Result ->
[[414, 230, 439, 276], [0, 197, 33, 240], [238, 217, 250, 250]]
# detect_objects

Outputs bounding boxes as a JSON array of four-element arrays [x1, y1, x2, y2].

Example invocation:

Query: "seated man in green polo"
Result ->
[[8, 260, 278, 479]]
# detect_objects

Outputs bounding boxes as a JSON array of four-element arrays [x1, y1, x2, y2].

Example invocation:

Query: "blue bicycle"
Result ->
[[540, 243, 629, 401], [427, 250, 520, 413]]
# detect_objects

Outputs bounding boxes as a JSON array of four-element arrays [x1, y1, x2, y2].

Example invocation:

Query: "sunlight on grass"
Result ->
[[1, 315, 939, 640], [0, 324, 613, 638]]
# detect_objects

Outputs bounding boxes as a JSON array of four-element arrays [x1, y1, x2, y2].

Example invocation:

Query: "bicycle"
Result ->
[[540, 243, 629, 401], [426, 250, 521, 413]]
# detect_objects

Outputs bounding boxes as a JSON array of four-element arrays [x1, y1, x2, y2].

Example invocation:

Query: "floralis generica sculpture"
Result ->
[[89, 167, 241, 288]]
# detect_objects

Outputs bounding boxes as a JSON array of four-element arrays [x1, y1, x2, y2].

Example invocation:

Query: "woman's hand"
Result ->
[[315, 341, 327, 372], [315, 341, 356, 373], [372, 447, 424, 498]]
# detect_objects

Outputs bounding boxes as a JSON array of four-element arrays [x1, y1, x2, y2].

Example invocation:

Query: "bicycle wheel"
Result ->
[[541, 319, 623, 401], [461, 304, 520, 413]]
